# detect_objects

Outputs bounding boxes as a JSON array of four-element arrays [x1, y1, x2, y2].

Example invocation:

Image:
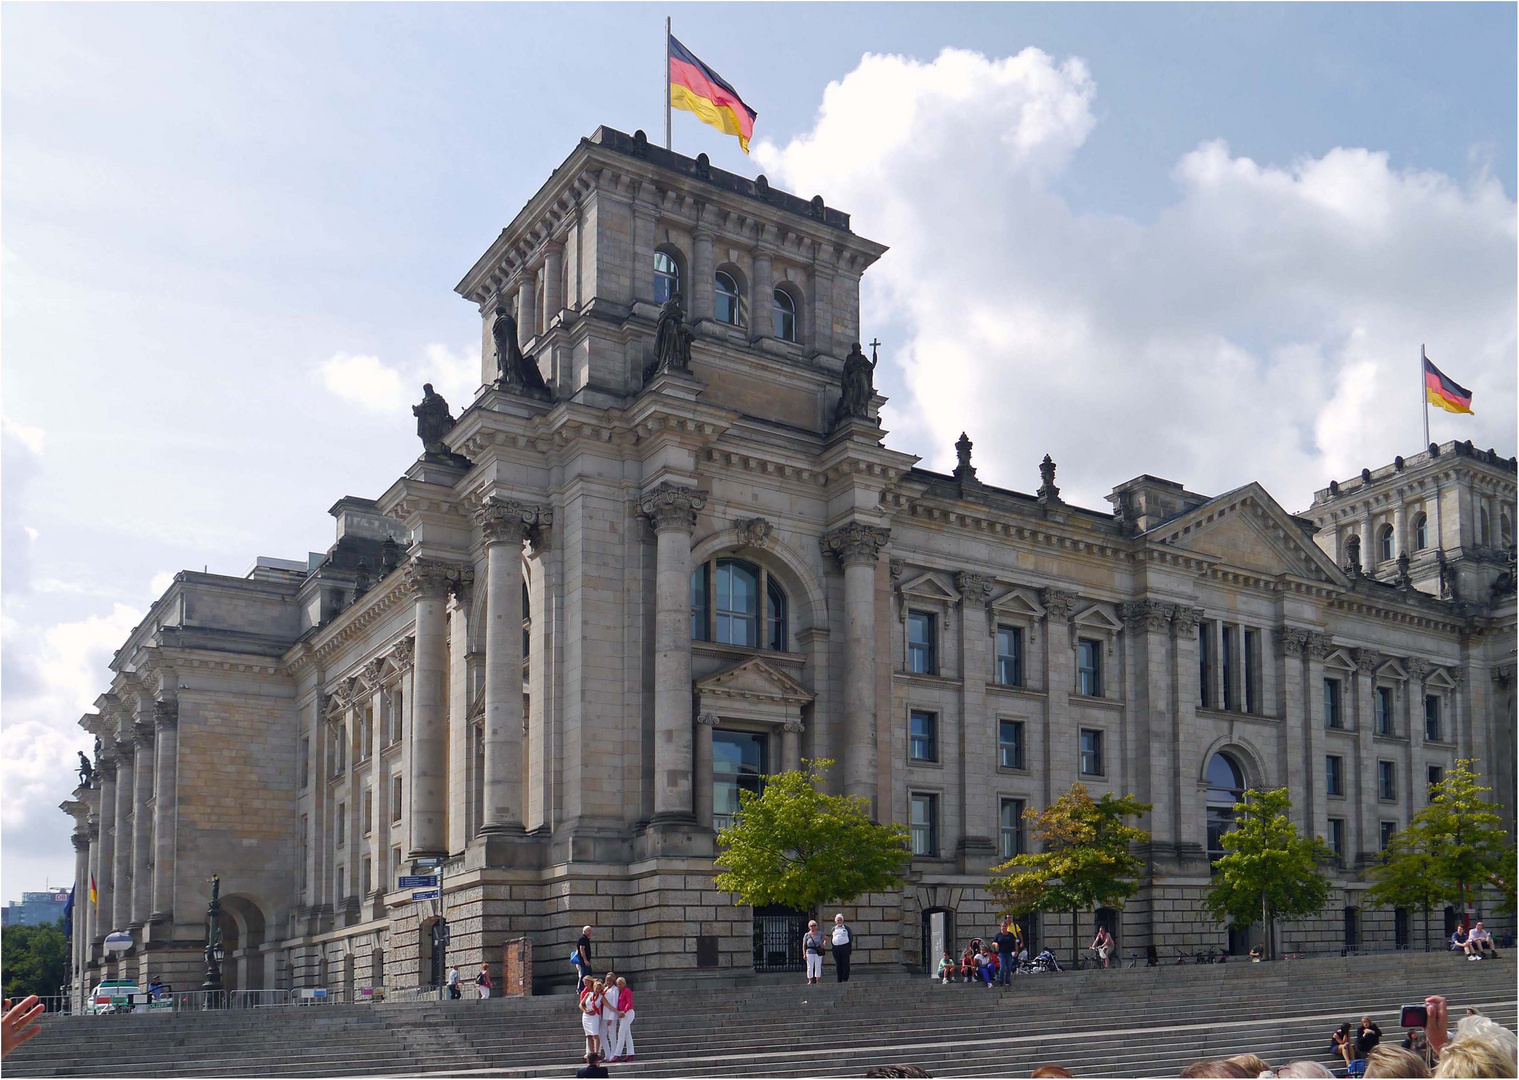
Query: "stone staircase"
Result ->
[[9, 953, 1514, 1078]]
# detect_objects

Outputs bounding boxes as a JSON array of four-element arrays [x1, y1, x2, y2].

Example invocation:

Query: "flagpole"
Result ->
[[664, 16, 672, 151], [1421, 344, 1430, 449]]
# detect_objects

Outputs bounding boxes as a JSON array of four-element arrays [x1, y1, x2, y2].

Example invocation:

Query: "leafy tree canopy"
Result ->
[[2, 921, 68, 1001], [987, 784, 1151, 937], [1365, 815, 1446, 950], [1419, 760, 1511, 915], [714, 759, 910, 913], [1205, 787, 1330, 933]]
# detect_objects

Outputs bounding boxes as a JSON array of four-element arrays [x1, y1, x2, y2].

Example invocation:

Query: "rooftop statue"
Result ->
[[493, 305, 550, 397], [412, 383, 455, 456], [653, 293, 693, 375], [834, 341, 877, 426]]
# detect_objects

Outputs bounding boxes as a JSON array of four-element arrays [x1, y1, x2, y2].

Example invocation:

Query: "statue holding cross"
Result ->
[[834, 340, 880, 427]]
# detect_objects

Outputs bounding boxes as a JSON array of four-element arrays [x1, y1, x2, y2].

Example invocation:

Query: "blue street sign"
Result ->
[[411, 889, 440, 900], [399, 875, 438, 888]]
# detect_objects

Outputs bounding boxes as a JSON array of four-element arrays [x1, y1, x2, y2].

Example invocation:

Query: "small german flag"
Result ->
[[669, 34, 757, 153], [1424, 354, 1474, 415], [90, 873, 97, 908]]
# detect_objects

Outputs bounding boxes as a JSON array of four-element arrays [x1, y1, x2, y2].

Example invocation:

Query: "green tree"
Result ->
[[987, 783, 1151, 964], [1489, 839, 1517, 920], [1365, 815, 1445, 951], [1, 920, 69, 1001], [1422, 760, 1510, 922], [1204, 788, 1330, 961], [714, 759, 911, 914]]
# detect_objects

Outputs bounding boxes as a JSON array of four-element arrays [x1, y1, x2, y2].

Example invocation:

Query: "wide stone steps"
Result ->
[[8, 954, 1512, 1078]]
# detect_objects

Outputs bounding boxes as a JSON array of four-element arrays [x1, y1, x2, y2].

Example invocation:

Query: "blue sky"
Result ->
[[4, 2, 1515, 895]]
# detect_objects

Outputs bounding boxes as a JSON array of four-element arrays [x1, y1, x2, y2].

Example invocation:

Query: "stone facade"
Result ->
[[64, 126, 1517, 1007]]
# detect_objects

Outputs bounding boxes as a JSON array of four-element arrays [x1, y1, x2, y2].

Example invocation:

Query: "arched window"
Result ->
[[1413, 512, 1428, 550], [1206, 753, 1246, 864], [1378, 524, 1394, 563], [715, 271, 741, 326], [654, 251, 681, 304], [1480, 507, 1490, 547], [772, 288, 797, 342], [691, 557, 789, 652]]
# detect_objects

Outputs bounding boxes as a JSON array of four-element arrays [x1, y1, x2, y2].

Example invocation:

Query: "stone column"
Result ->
[[632, 189, 657, 301], [1275, 628, 1309, 832], [694, 713, 717, 830], [1040, 589, 1077, 806], [406, 558, 456, 857], [955, 572, 996, 871], [477, 500, 551, 835], [71, 830, 89, 998], [130, 721, 154, 927], [150, 702, 178, 921], [96, 756, 117, 935], [516, 276, 536, 345], [1169, 607, 1204, 858], [1305, 632, 1334, 841], [808, 264, 835, 356], [1122, 602, 1175, 849], [542, 243, 564, 326], [641, 483, 706, 822], [750, 249, 773, 338], [111, 739, 134, 931], [781, 721, 803, 773], [1352, 649, 1379, 868], [823, 523, 891, 805], [692, 230, 715, 320]]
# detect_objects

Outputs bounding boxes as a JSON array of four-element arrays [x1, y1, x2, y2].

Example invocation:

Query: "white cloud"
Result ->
[[754, 47, 1517, 511], [2, 415, 45, 455], [318, 351, 409, 412], [317, 342, 479, 415]]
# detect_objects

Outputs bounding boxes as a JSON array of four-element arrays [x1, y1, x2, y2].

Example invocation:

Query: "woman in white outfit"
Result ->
[[610, 977, 635, 1062], [578, 977, 602, 1058], [599, 972, 619, 1055]]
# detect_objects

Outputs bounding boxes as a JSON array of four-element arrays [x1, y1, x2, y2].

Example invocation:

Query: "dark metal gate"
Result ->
[[752, 908, 808, 972]]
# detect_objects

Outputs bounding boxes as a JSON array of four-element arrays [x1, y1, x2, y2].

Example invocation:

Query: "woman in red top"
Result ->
[[607, 977, 635, 1062], [578, 975, 601, 1058]]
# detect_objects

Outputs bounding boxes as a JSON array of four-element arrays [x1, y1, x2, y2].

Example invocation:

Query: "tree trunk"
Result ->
[[1071, 908, 1079, 967], [1261, 890, 1271, 961], [1423, 905, 1430, 953]]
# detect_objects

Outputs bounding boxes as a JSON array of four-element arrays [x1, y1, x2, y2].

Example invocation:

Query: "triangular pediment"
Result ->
[[1149, 484, 1347, 585], [1073, 604, 1124, 632], [990, 587, 1045, 619], [1323, 648, 1356, 673], [1425, 667, 1457, 690], [897, 571, 961, 605], [1376, 659, 1409, 682], [695, 656, 815, 705]]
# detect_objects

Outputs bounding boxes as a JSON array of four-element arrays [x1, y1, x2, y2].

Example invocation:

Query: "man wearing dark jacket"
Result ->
[[993, 920, 1018, 986]]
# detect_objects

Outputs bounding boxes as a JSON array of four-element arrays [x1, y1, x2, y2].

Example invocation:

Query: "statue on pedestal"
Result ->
[[653, 293, 693, 375], [834, 341, 877, 426], [493, 304, 550, 397], [412, 383, 455, 457], [77, 751, 94, 788]]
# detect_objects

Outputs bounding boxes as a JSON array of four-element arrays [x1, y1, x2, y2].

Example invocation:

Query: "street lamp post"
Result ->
[[201, 875, 225, 1005]]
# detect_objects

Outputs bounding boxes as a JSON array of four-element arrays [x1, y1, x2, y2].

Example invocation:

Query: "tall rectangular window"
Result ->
[[391, 776, 403, 823], [910, 793, 938, 856], [1077, 639, 1102, 697], [391, 846, 402, 882], [1221, 625, 1235, 711], [995, 626, 1023, 687], [1198, 622, 1213, 709], [337, 803, 346, 846], [362, 788, 373, 836], [362, 856, 373, 897], [1424, 695, 1441, 742], [1079, 729, 1104, 777], [1243, 629, 1259, 714], [336, 865, 345, 899], [1376, 686, 1395, 736], [909, 710, 937, 762], [1379, 821, 1398, 851], [1327, 817, 1345, 866], [691, 562, 709, 642], [907, 612, 936, 675], [299, 815, 309, 892], [1378, 760, 1397, 801], [998, 720, 1025, 770], [1326, 755, 1344, 797], [360, 711, 373, 761], [1324, 678, 1343, 729], [1427, 765, 1445, 795], [300, 737, 310, 789], [390, 689, 404, 745], [1000, 798, 1026, 859]]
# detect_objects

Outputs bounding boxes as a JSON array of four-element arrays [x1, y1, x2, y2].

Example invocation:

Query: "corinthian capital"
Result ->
[[821, 522, 891, 568], [640, 483, 706, 533], [476, 499, 552, 545], [153, 700, 178, 729], [1404, 657, 1431, 681], [1275, 627, 1309, 658], [404, 557, 459, 599], [1122, 601, 1175, 634], [1352, 648, 1380, 674], [1170, 606, 1204, 639], [1306, 632, 1335, 661], [1038, 588, 1076, 621], [954, 572, 994, 605]]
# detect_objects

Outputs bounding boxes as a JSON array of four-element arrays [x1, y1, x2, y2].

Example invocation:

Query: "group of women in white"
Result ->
[[578, 973, 635, 1063]]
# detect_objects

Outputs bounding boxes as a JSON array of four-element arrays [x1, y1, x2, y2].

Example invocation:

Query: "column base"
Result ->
[[465, 830, 545, 870], [637, 814, 714, 859], [956, 835, 998, 875]]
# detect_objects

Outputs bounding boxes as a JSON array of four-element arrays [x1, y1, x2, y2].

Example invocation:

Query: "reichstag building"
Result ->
[[63, 126, 1517, 1003]]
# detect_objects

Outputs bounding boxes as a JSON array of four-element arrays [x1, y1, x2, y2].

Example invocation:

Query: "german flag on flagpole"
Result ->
[[668, 31, 757, 153], [1424, 350, 1474, 415], [90, 873, 97, 909]]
